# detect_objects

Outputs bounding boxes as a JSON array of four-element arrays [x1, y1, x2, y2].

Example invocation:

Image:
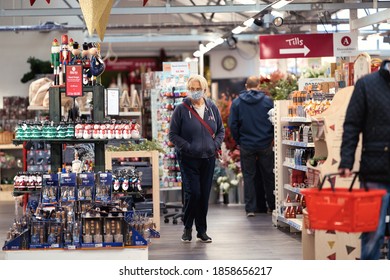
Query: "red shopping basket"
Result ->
[[300, 172, 386, 232]]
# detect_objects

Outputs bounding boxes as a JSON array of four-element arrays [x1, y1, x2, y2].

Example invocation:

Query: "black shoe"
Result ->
[[197, 232, 212, 243], [181, 228, 192, 242]]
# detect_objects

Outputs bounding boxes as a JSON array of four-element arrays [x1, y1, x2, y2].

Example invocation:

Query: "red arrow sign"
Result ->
[[259, 34, 334, 59]]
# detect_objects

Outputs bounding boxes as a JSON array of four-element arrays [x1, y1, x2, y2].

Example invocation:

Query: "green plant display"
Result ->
[[259, 70, 298, 100], [107, 139, 164, 153], [21, 57, 52, 83]]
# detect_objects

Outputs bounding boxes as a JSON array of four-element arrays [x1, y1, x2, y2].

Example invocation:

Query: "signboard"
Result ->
[[106, 88, 120, 116], [163, 61, 190, 75], [66, 65, 83, 97], [298, 78, 336, 91], [260, 34, 333, 59], [333, 32, 358, 57], [259, 33, 357, 59]]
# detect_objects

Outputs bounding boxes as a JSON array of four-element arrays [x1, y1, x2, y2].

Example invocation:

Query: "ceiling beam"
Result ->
[[87, 33, 259, 43], [350, 8, 390, 30], [1, 2, 390, 17]]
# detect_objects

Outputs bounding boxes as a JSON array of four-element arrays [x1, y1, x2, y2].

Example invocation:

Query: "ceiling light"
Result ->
[[206, 41, 217, 49], [271, 0, 293, 10], [193, 50, 202, 57], [273, 16, 284, 27], [199, 43, 207, 52], [243, 18, 255, 27], [253, 18, 264, 27], [226, 36, 237, 49], [214, 37, 225, 45], [232, 25, 247, 35]]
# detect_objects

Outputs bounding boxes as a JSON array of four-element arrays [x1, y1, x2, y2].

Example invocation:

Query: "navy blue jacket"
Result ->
[[228, 89, 274, 150], [339, 60, 390, 183], [169, 97, 225, 158]]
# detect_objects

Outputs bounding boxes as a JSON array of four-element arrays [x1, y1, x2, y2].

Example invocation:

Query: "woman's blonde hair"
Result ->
[[186, 74, 208, 92]]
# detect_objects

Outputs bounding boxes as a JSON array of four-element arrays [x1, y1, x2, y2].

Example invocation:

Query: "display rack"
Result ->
[[105, 150, 160, 231], [273, 100, 311, 232], [300, 86, 362, 260], [275, 86, 363, 259], [3, 84, 152, 259]]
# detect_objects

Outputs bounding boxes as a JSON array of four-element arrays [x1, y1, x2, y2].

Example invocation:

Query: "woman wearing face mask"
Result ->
[[169, 74, 225, 243]]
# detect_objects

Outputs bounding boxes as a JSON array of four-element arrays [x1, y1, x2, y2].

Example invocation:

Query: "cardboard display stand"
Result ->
[[303, 86, 362, 260]]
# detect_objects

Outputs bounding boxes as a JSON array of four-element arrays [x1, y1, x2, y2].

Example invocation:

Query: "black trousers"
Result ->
[[240, 146, 275, 213], [179, 154, 215, 234]]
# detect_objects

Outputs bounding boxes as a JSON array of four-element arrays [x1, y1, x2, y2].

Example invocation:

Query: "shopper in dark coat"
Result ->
[[339, 60, 390, 259], [228, 76, 275, 217], [169, 74, 225, 243]]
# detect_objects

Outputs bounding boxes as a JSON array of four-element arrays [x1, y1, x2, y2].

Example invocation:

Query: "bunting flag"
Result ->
[[346, 245, 356, 255], [30, 0, 50, 5], [331, 158, 338, 165], [79, 0, 113, 39], [328, 241, 335, 249], [326, 230, 336, 234], [143, 0, 148, 6], [96, 0, 114, 41], [329, 124, 335, 131], [327, 253, 336, 260]]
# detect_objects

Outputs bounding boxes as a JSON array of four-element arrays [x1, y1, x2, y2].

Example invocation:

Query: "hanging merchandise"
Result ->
[[79, 0, 114, 40], [88, 42, 105, 85], [156, 61, 198, 189]]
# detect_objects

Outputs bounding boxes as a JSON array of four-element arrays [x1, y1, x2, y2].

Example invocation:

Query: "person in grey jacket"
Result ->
[[339, 60, 390, 260], [169, 74, 225, 243]]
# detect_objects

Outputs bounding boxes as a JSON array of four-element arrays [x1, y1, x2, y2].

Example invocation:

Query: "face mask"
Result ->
[[189, 90, 203, 100]]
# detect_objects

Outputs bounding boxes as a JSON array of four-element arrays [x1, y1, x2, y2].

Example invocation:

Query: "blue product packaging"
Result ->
[[78, 172, 95, 201], [95, 172, 112, 203], [42, 173, 59, 204], [60, 173, 77, 202]]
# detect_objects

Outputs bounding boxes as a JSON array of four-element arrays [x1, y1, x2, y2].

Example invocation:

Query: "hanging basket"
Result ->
[[300, 173, 386, 233]]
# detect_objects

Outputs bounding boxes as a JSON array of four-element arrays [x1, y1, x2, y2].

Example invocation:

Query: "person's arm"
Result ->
[[169, 106, 190, 152], [338, 79, 366, 175], [228, 101, 240, 145]]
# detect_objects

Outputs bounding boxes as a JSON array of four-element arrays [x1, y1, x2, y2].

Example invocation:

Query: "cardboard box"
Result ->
[[302, 208, 315, 259]]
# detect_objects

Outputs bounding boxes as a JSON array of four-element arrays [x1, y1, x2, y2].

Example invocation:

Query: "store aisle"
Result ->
[[149, 204, 302, 260], [0, 201, 302, 260]]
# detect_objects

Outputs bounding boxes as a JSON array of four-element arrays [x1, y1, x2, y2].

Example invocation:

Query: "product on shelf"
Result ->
[[156, 64, 192, 189], [4, 45, 158, 254], [3, 169, 155, 251]]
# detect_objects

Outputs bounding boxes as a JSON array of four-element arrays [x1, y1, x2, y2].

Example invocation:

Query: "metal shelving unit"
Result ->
[[273, 100, 310, 232]]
